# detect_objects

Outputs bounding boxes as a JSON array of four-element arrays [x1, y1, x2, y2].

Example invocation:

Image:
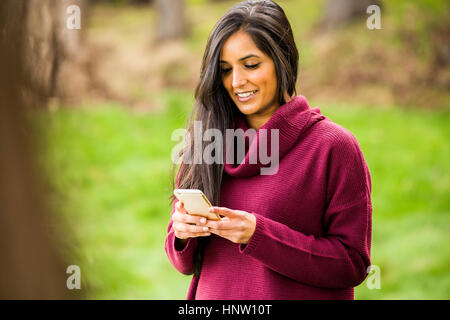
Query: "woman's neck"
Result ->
[[245, 93, 292, 130], [245, 114, 271, 131]]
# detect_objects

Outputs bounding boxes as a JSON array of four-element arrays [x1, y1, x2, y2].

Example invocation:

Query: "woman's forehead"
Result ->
[[220, 30, 266, 62]]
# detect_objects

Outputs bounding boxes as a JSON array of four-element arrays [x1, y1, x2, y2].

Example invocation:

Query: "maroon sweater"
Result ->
[[165, 95, 372, 299]]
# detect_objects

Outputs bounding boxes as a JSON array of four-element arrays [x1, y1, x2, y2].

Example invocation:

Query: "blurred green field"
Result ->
[[36, 90, 450, 299]]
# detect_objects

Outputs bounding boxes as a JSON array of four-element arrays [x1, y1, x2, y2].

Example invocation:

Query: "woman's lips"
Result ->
[[236, 90, 258, 102]]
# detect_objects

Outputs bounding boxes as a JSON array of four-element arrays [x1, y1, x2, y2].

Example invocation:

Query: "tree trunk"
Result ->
[[51, 0, 90, 105], [0, 0, 82, 299], [3, 0, 89, 108], [155, 0, 189, 43]]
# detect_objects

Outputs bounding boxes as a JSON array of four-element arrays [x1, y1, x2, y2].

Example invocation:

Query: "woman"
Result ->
[[165, 0, 372, 300]]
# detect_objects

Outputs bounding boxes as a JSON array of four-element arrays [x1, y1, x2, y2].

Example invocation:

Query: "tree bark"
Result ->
[[3, 0, 89, 108], [0, 0, 82, 299]]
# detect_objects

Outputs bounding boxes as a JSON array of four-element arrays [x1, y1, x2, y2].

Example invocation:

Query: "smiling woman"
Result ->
[[165, 0, 373, 300]]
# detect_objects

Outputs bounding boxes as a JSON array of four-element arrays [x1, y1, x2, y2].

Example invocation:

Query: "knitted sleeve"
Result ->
[[164, 200, 198, 275], [239, 128, 372, 289], [164, 165, 199, 275]]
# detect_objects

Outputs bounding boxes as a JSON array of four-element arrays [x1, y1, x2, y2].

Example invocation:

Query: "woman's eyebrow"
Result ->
[[220, 54, 260, 63]]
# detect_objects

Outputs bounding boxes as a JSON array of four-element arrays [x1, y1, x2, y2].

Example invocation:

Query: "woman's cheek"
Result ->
[[223, 77, 233, 96]]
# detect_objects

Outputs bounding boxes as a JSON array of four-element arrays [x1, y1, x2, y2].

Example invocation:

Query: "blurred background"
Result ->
[[0, 0, 448, 299]]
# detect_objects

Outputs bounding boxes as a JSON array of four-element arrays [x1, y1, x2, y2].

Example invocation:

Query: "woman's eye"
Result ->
[[245, 63, 259, 69], [220, 63, 259, 74]]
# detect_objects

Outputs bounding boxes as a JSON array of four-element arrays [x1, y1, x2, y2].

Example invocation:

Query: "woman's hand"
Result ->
[[205, 207, 256, 244], [172, 201, 211, 240]]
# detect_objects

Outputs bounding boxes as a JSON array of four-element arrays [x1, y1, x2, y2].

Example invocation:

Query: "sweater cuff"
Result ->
[[174, 236, 198, 255], [239, 212, 264, 255]]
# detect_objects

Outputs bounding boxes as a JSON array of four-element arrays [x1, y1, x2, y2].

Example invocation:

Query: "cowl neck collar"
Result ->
[[224, 95, 325, 177]]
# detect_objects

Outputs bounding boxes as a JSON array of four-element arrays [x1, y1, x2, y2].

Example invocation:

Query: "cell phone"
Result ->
[[173, 189, 221, 221]]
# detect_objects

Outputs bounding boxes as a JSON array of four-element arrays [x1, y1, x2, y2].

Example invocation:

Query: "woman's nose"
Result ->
[[232, 69, 247, 88]]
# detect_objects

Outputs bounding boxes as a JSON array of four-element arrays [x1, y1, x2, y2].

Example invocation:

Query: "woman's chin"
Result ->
[[236, 102, 258, 115]]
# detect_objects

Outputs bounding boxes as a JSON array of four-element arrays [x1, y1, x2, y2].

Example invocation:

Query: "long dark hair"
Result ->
[[169, 0, 299, 276]]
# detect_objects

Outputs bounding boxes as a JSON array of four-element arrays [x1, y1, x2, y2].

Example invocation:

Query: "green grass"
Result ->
[[36, 92, 194, 299], [34, 91, 450, 299]]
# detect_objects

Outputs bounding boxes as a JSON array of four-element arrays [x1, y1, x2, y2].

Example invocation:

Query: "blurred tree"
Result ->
[[51, 0, 90, 105], [320, 0, 382, 30], [2, 0, 90, 108], [155, 0, 190, 43], [0, 0, 82, 299]]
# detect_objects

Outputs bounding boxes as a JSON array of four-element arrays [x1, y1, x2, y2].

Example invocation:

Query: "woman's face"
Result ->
[[220, 30, 279, 128]]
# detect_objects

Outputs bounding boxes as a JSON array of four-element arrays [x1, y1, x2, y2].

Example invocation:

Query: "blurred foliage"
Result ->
[[81, 0, 449, 110]]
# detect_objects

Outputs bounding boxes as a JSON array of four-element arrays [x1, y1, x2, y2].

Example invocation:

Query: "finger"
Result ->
[[173, 210, 207, 225], [173, 222, 210, 234], [206, 217, 242, 230], [185, 214, 208, 225], [209, 206, 240, 218], [209, 207, 241, 219], [205, 219, 230, 230], [175, 201, 188, 214], [208, 228, 235, 239], [175, 231, 211, 239]]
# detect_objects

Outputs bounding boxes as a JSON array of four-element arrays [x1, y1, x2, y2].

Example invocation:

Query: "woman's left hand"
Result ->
[[205, 207, 256, 244]]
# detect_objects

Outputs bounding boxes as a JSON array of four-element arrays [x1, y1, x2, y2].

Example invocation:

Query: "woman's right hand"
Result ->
[[172, 200, 211, 240]]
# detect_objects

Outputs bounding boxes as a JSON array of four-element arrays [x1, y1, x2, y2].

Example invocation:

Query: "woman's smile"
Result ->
[[236, 90, 258, 102]]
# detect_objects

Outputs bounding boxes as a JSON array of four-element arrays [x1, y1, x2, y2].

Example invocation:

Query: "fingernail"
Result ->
[[203, 226, 208, 232], [208, 207, 214, 212], [200, 218, 206, 224]]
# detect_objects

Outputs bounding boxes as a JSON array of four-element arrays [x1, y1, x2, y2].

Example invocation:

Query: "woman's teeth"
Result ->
[[236, 90, 257, 102], [237, 91, 255, 98]]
